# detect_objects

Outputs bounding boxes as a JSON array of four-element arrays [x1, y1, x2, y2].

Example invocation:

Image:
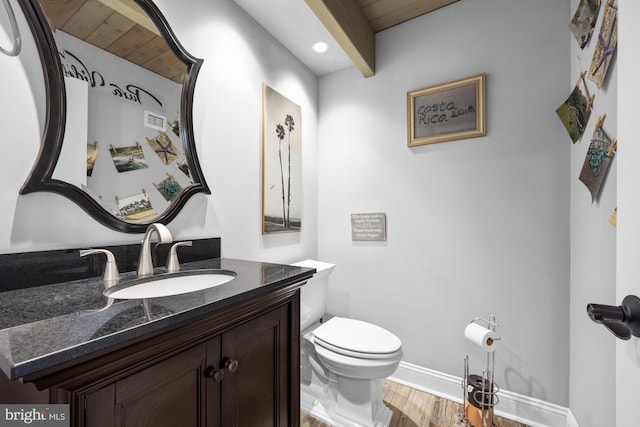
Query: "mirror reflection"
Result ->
[[20, 0, 209, 232]]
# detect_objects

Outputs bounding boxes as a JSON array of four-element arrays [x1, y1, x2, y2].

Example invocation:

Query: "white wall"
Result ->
[[616, 2, 640, 426], [0, 0, 318, 263], [167, 0, 319, 262], [568, 0, 617, 425], [318, 0, 571, 406]]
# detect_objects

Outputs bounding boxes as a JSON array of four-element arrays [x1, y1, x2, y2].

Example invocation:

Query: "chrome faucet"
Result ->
[[137, 223, 173, 277], [79, 248, 119, 310]]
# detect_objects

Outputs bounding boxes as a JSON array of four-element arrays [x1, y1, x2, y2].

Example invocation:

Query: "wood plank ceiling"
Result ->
[[359, 0, 460, 32], [38, 0, 186, 83], [38, 0, 458, 81], [306, 0, 459, 77]]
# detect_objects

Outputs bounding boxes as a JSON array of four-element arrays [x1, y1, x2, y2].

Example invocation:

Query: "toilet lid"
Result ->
[[313, 317, 402, 357]]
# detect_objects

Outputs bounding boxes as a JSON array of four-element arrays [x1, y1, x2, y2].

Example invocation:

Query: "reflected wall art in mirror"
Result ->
[[17, 0, 210, 233]]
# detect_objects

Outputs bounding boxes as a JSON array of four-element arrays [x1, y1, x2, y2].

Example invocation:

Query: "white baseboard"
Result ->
[[566, 409, 579, 427], [388, 361, 572, 427]]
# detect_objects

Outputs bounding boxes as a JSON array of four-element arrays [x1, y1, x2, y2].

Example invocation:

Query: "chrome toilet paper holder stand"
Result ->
[[462, 315, 500, 427]]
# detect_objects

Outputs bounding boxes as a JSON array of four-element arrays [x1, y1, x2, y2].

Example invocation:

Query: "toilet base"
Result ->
[[301, 378, 393, 427]]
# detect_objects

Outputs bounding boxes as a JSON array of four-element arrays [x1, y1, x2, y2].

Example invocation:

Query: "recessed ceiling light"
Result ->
[[312, 41, 328, 53]]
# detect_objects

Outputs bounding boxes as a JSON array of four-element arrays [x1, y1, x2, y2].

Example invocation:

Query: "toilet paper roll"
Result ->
[[464, 322, 498, 352]]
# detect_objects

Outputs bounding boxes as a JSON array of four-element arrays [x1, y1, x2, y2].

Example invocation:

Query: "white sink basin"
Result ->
[[105, 270, 236, 300]]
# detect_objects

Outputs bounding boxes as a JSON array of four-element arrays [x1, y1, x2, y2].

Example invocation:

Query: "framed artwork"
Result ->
[[109, 143, 148, 173], [609, 208, 617, 228], [579, 119, 616, 202], [154, 174, 183, 201], [556, 72, 594, 143], [588, 2, 617, 88], [87, 141, 98, 177], [569, 0, 601, 49], [177, 161, 191, 179], [146, 131, 179, 165], [407, 73, 486, 147], [116, 190, 156, 223], [262, 84, 302, 234]]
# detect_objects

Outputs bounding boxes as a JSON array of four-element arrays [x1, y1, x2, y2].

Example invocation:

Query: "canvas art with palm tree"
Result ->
[[262, 84, 302, 234]]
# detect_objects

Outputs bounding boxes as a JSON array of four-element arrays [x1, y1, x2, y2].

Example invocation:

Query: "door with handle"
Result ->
[[220, 306, 290, 427]]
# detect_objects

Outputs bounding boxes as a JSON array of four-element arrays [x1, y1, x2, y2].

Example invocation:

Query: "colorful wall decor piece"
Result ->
[[154, 174, 183, 201], [168, 118, 180, 137], [87, 142, 98, 177], [116, 190, 156, 223], [609, 207, 617, 227], [569, 0, 601, 49], [578, 116, 616, 202], [146, 131, 179, 165], [109, 143, 149, 173], [588, 2, 617, 88], [556, 72, 594, 143], [177, 161, 191, 179], [262, 83, 302, 234]]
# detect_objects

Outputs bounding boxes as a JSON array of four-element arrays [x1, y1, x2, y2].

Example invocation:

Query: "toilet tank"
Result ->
[[292, 259, 335, 330]]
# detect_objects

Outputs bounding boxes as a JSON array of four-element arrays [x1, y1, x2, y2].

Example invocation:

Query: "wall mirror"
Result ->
[[17, 0, 210, 233]]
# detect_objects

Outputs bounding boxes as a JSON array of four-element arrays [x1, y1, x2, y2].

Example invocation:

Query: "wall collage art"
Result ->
[[85, 124, 193, 223], [558, 0, 617, 225]]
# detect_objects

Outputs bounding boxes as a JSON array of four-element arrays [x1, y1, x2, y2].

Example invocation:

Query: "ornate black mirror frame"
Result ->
[[17, 0, 210, 233]]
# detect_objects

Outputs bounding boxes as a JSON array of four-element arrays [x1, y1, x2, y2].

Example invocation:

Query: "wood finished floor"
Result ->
[[301, 380, 529, 427]]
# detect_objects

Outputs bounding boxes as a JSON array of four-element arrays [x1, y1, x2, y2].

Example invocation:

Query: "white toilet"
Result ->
[[293, 260, 403, 427]]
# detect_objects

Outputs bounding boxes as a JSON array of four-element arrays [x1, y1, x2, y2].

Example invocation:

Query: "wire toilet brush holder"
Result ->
[[461, 315, 500, 427]]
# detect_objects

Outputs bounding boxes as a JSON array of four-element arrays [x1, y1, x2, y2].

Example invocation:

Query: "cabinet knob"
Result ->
[[205, 366, 225, 382], [224, 358, 239, 373]]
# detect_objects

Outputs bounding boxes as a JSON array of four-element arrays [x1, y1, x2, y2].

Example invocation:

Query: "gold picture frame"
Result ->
[[407, 73, 486, 147]]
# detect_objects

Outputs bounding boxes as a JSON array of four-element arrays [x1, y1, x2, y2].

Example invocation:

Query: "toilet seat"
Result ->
[[313, 317, 402, 360]]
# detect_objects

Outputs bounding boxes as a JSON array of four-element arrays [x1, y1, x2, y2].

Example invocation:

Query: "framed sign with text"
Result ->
[[351, 213, 386, 241], [407, 73, 486, 147]]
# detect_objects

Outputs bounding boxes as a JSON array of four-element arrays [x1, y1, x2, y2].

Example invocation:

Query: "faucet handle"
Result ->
[[80, 249, 120, 288], [166, 241, 193, 273]]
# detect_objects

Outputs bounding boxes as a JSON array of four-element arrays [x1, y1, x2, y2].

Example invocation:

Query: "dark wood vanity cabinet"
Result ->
[[29, 286, 301, 427]]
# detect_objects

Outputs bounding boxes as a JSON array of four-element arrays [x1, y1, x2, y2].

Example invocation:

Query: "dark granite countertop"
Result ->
[[0, 258, 314, 380]]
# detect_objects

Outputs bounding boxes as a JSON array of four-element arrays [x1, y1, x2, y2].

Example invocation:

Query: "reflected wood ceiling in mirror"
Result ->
[[39, 0, 186, 83], [40, 0, 458, 82], [358, 0, 459, 32]]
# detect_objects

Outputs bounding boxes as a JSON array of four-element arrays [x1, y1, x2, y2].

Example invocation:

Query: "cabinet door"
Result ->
[[114, 343, 210, 427], [220, 305, 290, 427], [83, 342, 210, 427]]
